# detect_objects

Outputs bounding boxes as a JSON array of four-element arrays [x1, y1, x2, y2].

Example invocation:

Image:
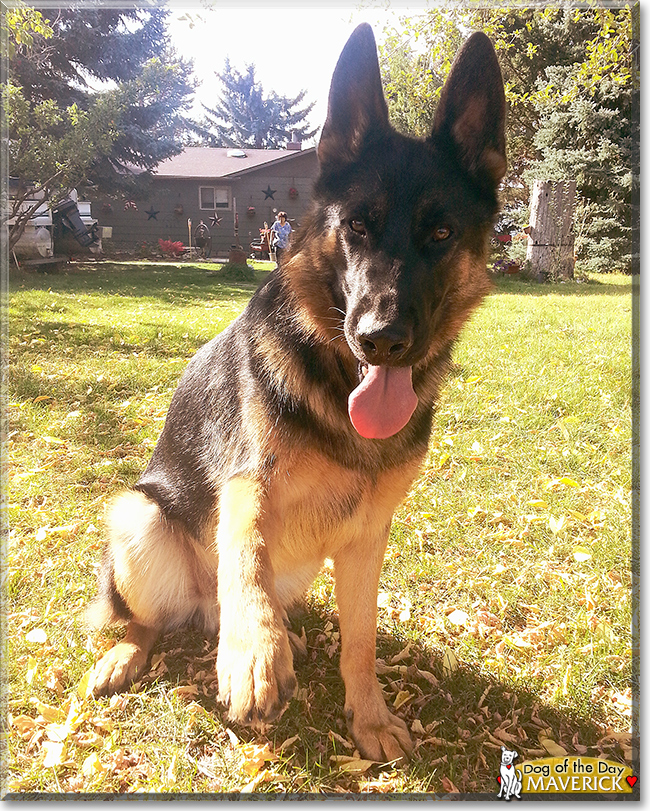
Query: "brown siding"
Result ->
[[92, 150, 319, 258]]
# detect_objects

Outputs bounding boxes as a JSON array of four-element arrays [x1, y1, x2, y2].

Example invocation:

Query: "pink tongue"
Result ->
[[348, 365, 418, 439]]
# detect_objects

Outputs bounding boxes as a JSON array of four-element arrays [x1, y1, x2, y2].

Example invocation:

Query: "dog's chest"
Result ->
[[260, 451, 420, 586]]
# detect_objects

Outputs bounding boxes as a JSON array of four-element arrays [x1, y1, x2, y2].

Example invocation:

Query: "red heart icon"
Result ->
[[497, 776, 501, 785], [627, 776, 637, 788], [507, 764, 512, 770]]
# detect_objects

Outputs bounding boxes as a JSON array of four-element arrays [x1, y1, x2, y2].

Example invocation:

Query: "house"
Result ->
[[92, 140, 320, 257]]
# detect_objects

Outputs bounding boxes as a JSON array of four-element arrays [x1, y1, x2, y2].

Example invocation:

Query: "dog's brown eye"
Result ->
[[350, 219, 367, 236], [432, 225, 452, 242]]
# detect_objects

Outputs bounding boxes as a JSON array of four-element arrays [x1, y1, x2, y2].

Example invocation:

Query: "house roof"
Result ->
[[153, 146, 317, 180]]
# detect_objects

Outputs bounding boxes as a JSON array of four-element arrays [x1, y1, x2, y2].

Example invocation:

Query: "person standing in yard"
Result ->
[[270, 211, 292, 266]]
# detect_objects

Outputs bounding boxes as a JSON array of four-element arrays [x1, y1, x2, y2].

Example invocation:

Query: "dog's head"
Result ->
[[286, 24, 506, 439], [500, 746, 519, 766]]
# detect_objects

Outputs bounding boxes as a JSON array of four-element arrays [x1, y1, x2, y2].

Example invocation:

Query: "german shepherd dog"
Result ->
[[87, 24, 506, 762]]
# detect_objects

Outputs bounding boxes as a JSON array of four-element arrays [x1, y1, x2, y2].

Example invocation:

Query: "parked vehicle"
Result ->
[[8, 190, 101, 260]]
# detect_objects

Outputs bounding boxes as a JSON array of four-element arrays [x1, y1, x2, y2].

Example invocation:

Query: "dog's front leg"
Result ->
[[216, 477, 296, 726], [334, 526, 413, 762]]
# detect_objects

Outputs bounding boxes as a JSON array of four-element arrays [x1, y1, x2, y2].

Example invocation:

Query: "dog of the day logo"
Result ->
[[496, 747, 637, 798]]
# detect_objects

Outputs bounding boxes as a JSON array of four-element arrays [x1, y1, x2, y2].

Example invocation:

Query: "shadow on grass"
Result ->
[[9, 318, 207, 358], [491, 274, 634, 297], [9, 262, 267, 305], [11, 262, 634, 305], [127, 602, 634, 796]]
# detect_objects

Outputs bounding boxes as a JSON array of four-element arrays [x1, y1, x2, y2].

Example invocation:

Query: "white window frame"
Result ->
[[199, 186, 231, 210]]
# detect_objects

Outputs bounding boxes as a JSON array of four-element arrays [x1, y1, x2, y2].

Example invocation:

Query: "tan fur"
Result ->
[[282, 233, 351, 346], [106, 491, 219, 633], [215, 477, 297, 725], [87, 622, 159, 697]]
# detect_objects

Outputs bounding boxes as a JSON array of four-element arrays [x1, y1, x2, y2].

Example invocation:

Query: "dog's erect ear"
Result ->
[[318, 23, 390, 167], [430, 32, 507, 188]]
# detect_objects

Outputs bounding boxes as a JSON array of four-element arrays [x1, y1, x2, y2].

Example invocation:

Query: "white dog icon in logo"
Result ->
[[497, 746, 522, 800]]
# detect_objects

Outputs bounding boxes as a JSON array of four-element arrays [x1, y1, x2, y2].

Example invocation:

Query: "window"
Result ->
[[199, 186, 230, 210]]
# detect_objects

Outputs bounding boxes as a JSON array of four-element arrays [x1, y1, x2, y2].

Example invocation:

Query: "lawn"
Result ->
[[3, 261, 636, 795]]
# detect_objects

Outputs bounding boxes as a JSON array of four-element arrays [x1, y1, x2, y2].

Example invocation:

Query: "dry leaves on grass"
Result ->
[[6, 686, 155, 792]]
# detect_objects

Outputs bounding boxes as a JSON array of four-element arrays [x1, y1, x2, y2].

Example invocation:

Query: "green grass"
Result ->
[[3, 262, 634, 795]]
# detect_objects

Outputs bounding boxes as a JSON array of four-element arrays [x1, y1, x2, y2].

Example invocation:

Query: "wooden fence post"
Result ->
[[526, 180, 576, 281]]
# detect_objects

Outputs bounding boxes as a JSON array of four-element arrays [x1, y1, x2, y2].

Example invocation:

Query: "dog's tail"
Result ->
[[85, 490, 219, 634]]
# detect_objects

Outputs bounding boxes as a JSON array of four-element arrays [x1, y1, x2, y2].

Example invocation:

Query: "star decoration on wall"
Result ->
[[145, 206, 160, 220], [209, 213, 223, 227], [263, 185, 277, 200]]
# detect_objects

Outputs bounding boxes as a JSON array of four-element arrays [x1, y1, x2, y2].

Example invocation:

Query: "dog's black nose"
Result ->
[[358, 327, 413, 365]]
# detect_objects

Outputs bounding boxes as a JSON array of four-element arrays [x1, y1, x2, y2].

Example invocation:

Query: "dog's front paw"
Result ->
[[217, 622, 296, 725], [87, 642, 149, 696], [347, 703, 413, 763]]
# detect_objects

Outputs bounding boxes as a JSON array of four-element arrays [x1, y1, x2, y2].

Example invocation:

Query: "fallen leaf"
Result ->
[[240, 770, 269, 793], [568, 510, 587, 522], [26, 656, 38, 685], [415, 667, 439, 686], [447, 609, 469, 626], [166, 753, 177, 785], [170, 684, 199, 698], [331, 755, 376, 774], [377, 592, 391, 609], [77, 668, 93, 699], [441, 775, 460, 792], [411, 719, 425, 736], [442, 648, 459, 677], [359, 778, 401, 793], [393, 690, 413, 710], [278, 735, 300, 752], [82, 752, 104, 778], [492, 726, 519, 744], [539, 734, 567, 757], [239, 743, 278, 776], [109, 693, 130, 711], [10, 715, 37, 737], [31, 700, 65, 723], [26, 628, 48, 644], [75, 731, 104, 749], [45, 722, 71, 743], [329, 730, 354, 749], [42, 740, 66, 768], [92, 717, 113, 733], [43, 435, 65, 445], [390, 643, 412, 664]]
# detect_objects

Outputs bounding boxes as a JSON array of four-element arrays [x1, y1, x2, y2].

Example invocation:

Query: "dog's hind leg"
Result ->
[[334, 523, 414, 763], [86, 620, 159, 697], [86, 490, 218, 696]]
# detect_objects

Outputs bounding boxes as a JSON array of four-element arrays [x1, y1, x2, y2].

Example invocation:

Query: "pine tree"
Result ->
[[527, 64, 637, 274], [6, 4, 196, 238], [195, 60, 317, 149]]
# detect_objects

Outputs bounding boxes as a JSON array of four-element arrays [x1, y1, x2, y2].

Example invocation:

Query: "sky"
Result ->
[[166, 3, 415, 144]]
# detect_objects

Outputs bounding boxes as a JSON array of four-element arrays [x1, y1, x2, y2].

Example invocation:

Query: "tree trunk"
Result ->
[[526, 180, 576, 281]]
